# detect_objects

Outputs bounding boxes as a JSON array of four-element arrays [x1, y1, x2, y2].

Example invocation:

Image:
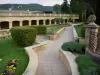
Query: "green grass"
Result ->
[[0, 37, 29, 75], [47, 25, 65, 34], [76, 56, 100, 75], [74, 24, 85, 38]]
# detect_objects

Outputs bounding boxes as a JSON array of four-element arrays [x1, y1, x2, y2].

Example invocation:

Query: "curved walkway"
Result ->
[[37, 26, 74, 75]]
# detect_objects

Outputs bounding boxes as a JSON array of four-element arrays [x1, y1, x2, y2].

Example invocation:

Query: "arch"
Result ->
[[69, 18, 73, 22], [12, 21, 20, 27], [51, 19, 55, 24], [65, 19, 68, 23], [0, 21, 9, 29], [31, 20, 37, 25], [75, 19, 80, 22], [39, 20, 43, 25], [45, 19, 50, 25], [54, 18, 60, 24], [22, 20, 29, 26]]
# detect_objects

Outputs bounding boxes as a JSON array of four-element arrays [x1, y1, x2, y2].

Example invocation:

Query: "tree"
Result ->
[[74, 0, 100, 24], [61, 0, 70, 14], [83, 0, 100, 24], [53, 4, 61, 14], [70, 0, 87, 21], [70, 0, 82, 14], [70, 0, 98, 21]]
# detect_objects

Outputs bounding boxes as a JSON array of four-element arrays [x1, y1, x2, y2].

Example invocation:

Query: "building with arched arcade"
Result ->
[[0, 10, 79, 30]]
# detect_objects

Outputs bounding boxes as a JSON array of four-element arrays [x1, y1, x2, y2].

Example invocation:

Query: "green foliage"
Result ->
[[61, 0, 70, 14], [76, 56, 100, 75], [61, 42, 85, 53], [74, 24, 85, 38], [70, 0, 85, 14], [47, 26, 61, 34], [0, 4, 53, 11], [53, 4, 61, 14], [29, 26, 47, 35], [0, 37, 29, 75], [10, 27, 37, 46]]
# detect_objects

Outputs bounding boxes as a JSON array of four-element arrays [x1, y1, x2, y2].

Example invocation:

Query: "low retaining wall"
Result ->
[[32, 41, 49, 52], [79, 38, 85, 44], [23, 46, 38, 75], [59, 48, 79, 75], [49, 27, 65, 40], [23, 41, 49, 75], [85, 47, 100, 64], [74, 37, 85, 44]]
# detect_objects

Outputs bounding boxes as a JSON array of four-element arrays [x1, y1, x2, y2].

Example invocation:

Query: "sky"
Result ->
[[0, 0, 70, 6]]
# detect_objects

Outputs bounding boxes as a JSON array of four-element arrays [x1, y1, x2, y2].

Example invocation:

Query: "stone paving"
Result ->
[[37, 26, 74, 75]]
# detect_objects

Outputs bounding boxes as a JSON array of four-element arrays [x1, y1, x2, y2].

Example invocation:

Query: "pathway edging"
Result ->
[[59, 48, 80, 75]]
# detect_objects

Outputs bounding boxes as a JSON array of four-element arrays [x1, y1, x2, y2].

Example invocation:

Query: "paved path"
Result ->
[[37, 26, 74, 75]]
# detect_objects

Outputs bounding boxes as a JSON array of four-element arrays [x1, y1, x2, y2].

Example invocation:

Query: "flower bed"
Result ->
[[0, 37, 29, 75], [1, 59, 19, 75]]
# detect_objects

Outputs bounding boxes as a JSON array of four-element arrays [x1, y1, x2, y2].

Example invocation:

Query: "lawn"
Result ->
[[74, 24, 85, 38], [47, 25, 65, 34], [0, 37, 29, 75], [76, 56, 100, 75]]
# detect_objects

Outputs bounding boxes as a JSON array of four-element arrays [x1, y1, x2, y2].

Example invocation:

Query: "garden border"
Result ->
[[49, 27, 65, 40], [23, 46, 38, 75], [23, 41, 50, 75], [59, 48, 79, 75]]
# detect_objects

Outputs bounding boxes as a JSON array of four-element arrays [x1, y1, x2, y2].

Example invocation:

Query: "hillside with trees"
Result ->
[[0, 4, 53, 12]]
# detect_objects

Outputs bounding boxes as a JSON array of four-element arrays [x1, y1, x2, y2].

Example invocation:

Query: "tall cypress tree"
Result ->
[[61, 0, 70, 14], [83, 0, 100, 24]]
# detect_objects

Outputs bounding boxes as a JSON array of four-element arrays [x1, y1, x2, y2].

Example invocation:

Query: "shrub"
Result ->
[[10, 27, 37, 46], [29, 26, 47, 35], [76, 56, 100, 75], [61, 42, 85, 53]]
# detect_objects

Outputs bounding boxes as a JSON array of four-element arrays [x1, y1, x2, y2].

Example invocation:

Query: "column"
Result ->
[[84, 26, 90, 46], [55, 20, 57, 25], [37, 20, 39, 25], [63, 19, 65, 24], [49, 20, 51, 25], [9, 22, 12, 29], [20, 21, 22, 26], [29, 21, 31, 26], [85, 22, 99, 52], [89, 27, 98, 52], [73, 19, 75, 22], [0, 22, 1, 30], [43, 20, 46, 25]]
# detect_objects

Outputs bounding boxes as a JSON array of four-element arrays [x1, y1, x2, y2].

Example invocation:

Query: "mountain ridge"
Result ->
[[0, 4, 53, 12]]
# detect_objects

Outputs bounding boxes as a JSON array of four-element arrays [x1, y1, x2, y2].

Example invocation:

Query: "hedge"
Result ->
[[76, 56, 100, 75], [29, 26, 47, 35], [10, 27, 37, 46], [61, 42, 85, 53]]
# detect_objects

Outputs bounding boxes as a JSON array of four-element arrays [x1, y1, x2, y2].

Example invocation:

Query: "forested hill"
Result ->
[[0, 4, 53, 11]]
